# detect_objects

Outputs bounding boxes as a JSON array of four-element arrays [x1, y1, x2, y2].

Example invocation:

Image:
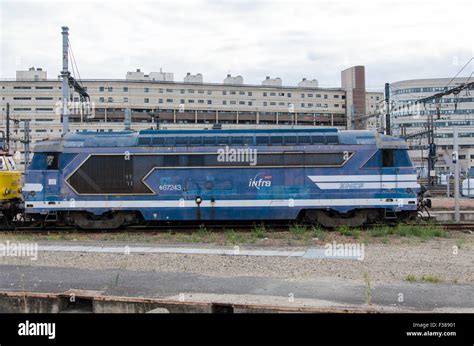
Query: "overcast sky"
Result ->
[[0, 0, 472, 90]]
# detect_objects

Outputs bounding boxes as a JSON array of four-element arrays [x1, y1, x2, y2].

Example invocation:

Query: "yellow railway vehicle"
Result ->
[[0, 147, 22, 226]]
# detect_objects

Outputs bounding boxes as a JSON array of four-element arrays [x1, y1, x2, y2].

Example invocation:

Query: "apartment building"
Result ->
[[391, 77, 474, 174]]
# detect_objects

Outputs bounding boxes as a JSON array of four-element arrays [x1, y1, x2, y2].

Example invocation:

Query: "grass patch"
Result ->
[[420, 275, 444, 283], [336, 225, 360, 239], [251, 224, 268, 239], [404, 274, 444, 283], [368, 224, 447, 240], [311, 226, 327, 241], [289, 224, 308, 235], [337, 225, 353, 236], [224, 229, 246, 245]]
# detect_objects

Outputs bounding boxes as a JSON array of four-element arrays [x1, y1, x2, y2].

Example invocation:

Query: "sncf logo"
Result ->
[[249, 174, 272, 189]]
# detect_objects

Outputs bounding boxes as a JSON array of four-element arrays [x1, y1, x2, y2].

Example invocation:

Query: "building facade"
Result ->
[[390, 77, 474, 175]]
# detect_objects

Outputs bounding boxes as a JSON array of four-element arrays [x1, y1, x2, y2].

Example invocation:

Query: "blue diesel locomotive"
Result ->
[[23, 128, 420, 229]]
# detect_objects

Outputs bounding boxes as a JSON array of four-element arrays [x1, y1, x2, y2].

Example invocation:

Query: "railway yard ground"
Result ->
[[0, 206, 473, 313]]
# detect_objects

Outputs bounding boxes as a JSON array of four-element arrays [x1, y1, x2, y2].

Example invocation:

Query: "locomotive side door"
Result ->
[[44, 152, 60, 199], [381, 149, 398, 191]]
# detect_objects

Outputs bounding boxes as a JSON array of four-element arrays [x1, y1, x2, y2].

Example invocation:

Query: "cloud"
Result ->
[[0, 0, 472, 90]]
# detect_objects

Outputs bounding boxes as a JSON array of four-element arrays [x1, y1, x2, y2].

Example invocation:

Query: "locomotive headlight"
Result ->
[[195, 196, 203, 205], [4, 188, 11, 195], [29, 191, 36, 197]]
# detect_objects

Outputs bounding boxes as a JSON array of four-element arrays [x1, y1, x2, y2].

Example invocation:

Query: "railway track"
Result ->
[[2, 220, 474, 234], [441, 223, 474, 232]]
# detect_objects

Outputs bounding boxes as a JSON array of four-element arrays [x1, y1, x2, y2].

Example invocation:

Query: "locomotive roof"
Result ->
[[32, 128, 408, 151]]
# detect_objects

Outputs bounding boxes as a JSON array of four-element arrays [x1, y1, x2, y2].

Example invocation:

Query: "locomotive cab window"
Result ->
[[382, 149, 394, 167], [46, 153, 59, 170]]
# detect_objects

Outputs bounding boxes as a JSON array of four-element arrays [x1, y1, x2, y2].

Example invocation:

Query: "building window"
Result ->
[[270, 102, 276, 106], [207, 100, 212, 104], [207, 90, 212, 95], [324, 94, 328, 99], [198, 100, 204, 104], [334, 95, 339, 98], [263, 102, 267, 106], [144, 98, 149, 103], [248, 92, 252, 96], [144, 88, 149, 93], [180, 89, 185, 94], [223, 101, 227, 105], [108, 87, 113, 92], [159, 98, 163, 104], [279, 92, 285, 96], [123, 87, 128, 92], [230, 91, 236, 95], [248, 101, 253, 106], [198, 90, 204, 94], [166, 89, 173, 92], [99, 87, 104, 92], [159, 88, 163, 93], [108, 97, 113, 103], [166, 99, 173, 103], [335, 104, 339, 107], [188, 99, 195, 103], [188, 89, 194, 93], [123, 97, 129, 103], [222, 91, 227, 95], [230, 101, 236, 105], [239, 101, 245, 105], [263, 92, 267, 97], [180, 99, 185, 104], [239, 91, 245, 95], [270, 92, 276, 96], [301, 94, 305, 98], [99, 97, 105, 102]]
